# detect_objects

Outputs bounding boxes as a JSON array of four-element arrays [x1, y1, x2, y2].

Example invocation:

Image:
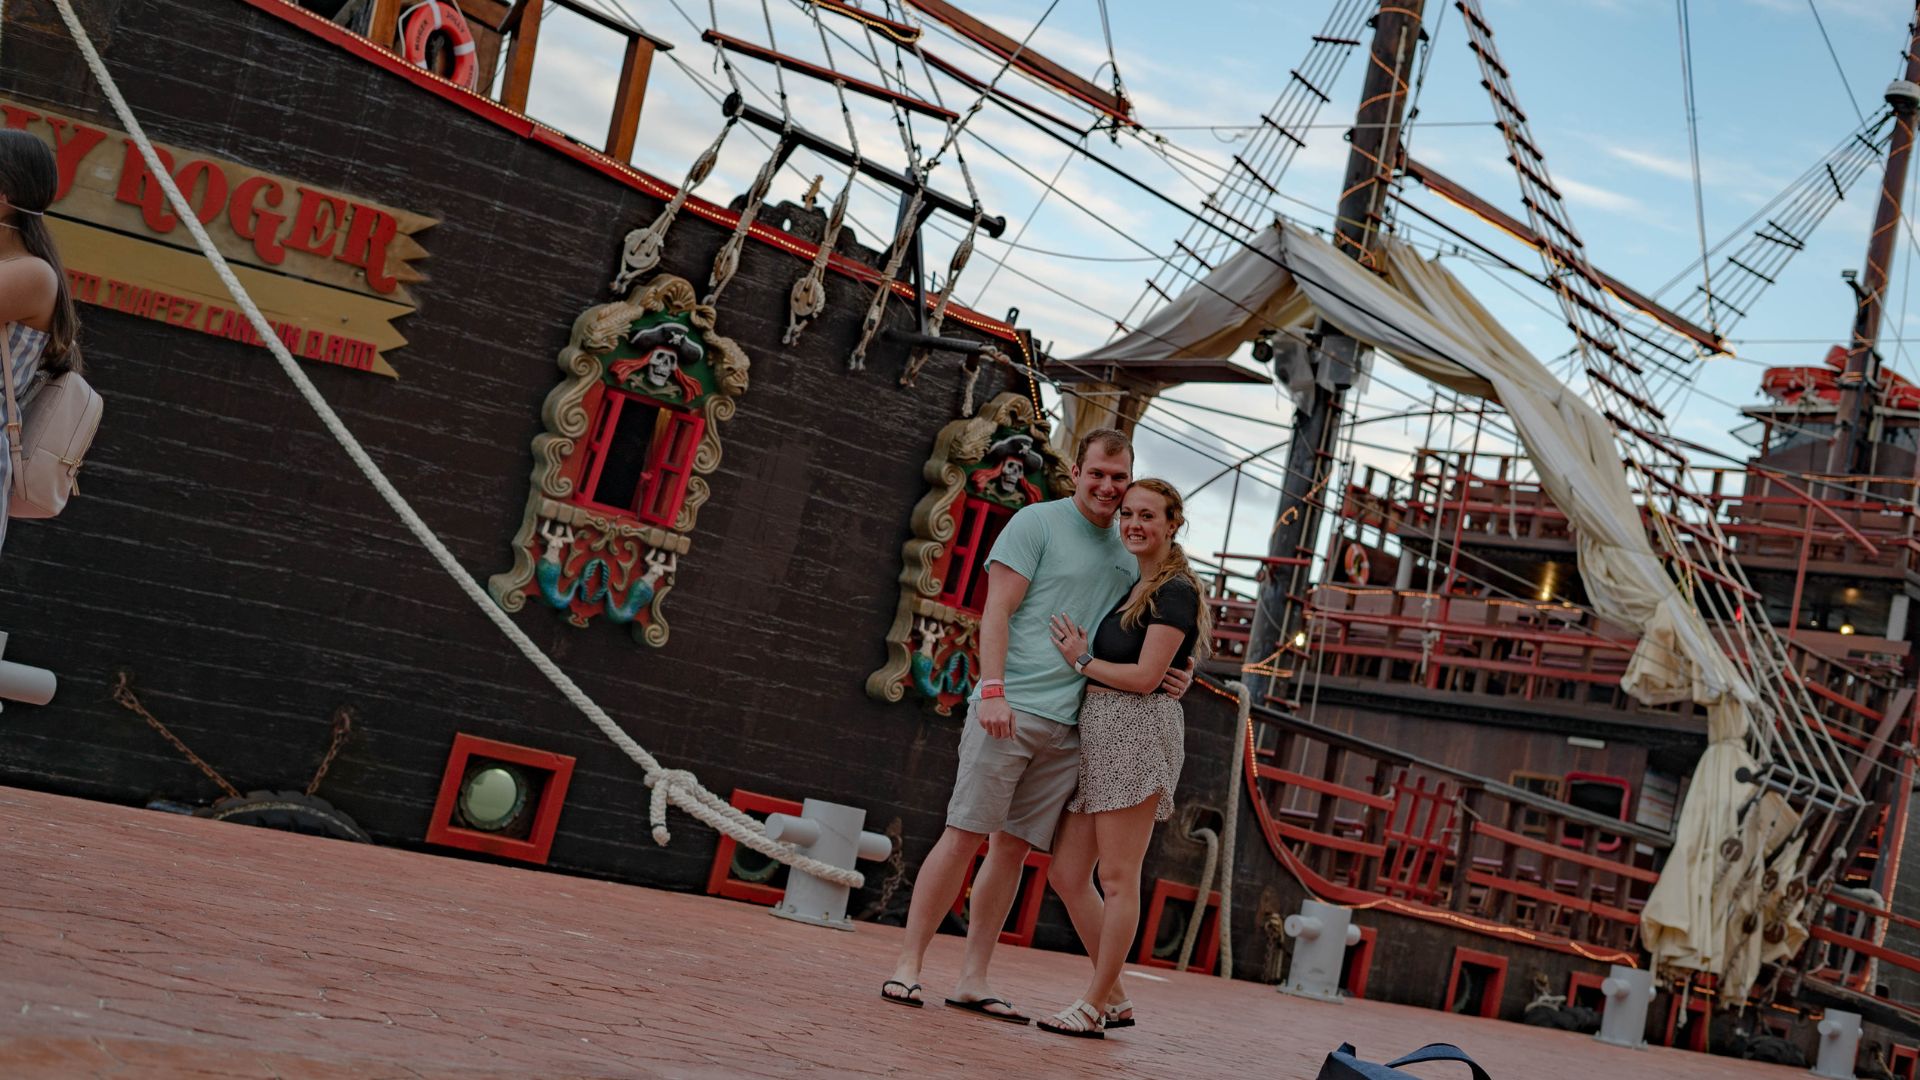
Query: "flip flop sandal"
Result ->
[[1037, 999, 1106, 1039], [880, 980, 925, 1008], [943, 996, 1032, 1025]]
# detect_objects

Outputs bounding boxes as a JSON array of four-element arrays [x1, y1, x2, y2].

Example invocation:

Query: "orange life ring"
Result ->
[[1342, 543, 1370, 583], [402, 2, 478, 90]]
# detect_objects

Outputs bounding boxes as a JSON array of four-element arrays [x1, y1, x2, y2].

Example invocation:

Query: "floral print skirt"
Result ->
[[1067, 691, 1185, 822]]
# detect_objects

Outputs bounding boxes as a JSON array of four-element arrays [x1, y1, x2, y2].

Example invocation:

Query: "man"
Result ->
[[881, 428, 1190, 1020]]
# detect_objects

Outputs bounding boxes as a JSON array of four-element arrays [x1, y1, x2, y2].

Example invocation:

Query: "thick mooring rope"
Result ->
[[49, 0, 861, 889]]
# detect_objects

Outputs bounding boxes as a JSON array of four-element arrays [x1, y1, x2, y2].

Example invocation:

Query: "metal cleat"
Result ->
[[1279, 899, 1363, 1002], [764, 798, 892, 931], [1594, 965, 1655, 1049], [1811, 1008, 1862, 1079], [0, 633, 56, 713]]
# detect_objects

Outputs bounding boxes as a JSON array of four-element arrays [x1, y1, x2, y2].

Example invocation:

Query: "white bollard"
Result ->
[[764, 798, 891, 931], [1811, 1009, 1862, 1080], [1278, 899, 1362, 1002], [0, 632, 55, 710], [1594, 965, 1656, 1048]]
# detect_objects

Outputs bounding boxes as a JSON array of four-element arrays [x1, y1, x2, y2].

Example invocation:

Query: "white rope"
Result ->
[[1174, 824, 1218, 972], [48, 0, 861, 889], [1216, 679, 1247, 978]]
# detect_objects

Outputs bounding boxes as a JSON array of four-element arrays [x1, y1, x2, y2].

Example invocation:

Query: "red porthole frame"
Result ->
[[424, 733, 576, 865], [704, 789, 803, 906], [951, 838, 1052, 948], [1134, 878, 1222, 975], [1444, 946, 1508, 1019]]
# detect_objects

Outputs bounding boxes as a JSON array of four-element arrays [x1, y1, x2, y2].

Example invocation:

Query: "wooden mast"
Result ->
[[1827, 9, 1920, 477], [1244, 0, 1427, 705]]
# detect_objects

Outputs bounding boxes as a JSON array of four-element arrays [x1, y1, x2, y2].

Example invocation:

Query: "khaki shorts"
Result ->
[[946, 705, 1081, 850]]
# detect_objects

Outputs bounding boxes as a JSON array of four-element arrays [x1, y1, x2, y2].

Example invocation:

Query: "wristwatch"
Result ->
[[1074, 652, 1093, 674]]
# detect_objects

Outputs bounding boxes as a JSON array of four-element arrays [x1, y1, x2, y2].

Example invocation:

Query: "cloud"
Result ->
[[1602, 144, 1694, 182], [1555, 175, 1648, 217]]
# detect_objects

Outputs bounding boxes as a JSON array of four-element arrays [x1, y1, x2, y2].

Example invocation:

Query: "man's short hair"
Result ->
[[1075, 428, 1133, 467]]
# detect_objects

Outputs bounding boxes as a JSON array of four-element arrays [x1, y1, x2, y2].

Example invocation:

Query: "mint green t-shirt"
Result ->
[[981, 498, 1136, 725]]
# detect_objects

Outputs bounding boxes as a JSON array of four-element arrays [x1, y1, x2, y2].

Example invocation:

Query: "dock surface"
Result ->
[[0, 785, 1790, 1078]]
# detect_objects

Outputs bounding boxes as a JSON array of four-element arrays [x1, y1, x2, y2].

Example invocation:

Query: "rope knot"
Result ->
[[646, 768, 699, 846]]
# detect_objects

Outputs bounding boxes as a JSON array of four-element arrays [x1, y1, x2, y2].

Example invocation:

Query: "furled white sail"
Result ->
[[1080, 221, 1768, 993]]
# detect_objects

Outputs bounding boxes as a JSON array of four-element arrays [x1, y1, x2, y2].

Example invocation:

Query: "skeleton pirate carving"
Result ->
[[969, 433, 1046, 508], [867, 393, 1073, 715], [488, 276, 748, 647], [609, 322, 707, 403]]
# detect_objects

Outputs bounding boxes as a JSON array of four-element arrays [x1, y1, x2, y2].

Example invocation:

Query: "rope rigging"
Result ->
[[1674, 0, 1719, 338], [781, 3, 866, 345], [1454, 0, 1866, 914], [1806, 0, 1868, 127]]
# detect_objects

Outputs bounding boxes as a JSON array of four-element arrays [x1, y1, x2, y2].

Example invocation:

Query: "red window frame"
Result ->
[[574, 388, 706, 528], [938, 496, 1013, 613], [638, 406, 704, 527], [1561, 771, 1631, 855]]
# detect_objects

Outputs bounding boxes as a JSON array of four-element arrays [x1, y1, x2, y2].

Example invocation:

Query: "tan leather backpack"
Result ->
[[1, 329, 102, 520]]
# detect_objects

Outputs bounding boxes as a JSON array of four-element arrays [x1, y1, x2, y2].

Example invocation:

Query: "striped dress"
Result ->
[[0, 321, 50, 552]]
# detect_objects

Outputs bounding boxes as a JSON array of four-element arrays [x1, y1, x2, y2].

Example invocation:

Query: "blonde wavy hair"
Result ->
[[1116, 478, 1212, 658]]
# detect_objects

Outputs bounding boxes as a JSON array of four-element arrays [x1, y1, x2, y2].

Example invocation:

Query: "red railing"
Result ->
[[1300, 585, 1642, 707], [1241, 696, 1664, 958], [1343, 450, 1920, 575]]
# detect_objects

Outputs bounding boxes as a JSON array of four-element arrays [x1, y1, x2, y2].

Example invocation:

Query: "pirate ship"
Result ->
[[6, 0, 1920, 1071]]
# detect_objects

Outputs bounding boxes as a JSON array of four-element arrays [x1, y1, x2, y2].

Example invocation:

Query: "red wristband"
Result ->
[[980, 684, 1006, 700]]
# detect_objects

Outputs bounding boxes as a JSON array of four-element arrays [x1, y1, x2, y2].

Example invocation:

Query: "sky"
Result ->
[[501, 0, 1915, 591]]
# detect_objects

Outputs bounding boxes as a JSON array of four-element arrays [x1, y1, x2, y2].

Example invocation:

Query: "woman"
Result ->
[[0, 130, 80, 550], [1039, 478, 1209, 1038]]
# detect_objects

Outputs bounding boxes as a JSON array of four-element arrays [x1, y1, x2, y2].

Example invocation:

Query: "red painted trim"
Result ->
[[1812, 925, 1920, 975], [1254, 764, 1395, 811], [1663, 988, 1710, 1051], [232, 0, 1019, 344], [1561, 772, 1631, 855], [1566, 970, 1607, 1008], [705, 789, 803, 906], [1473, 822, 1657, 883], [424, 733, 576, 865], [1344, 925, 1377, 1000], [951, 839, 1050, 948], [1890, 1043, 1917, 1080], [1134, 879, 1221, 975], [1444, 947, 1508, 1019], [702, 31, 959, 123]]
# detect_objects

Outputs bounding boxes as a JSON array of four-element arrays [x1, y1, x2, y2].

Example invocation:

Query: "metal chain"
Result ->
[[110, 672, 243, 801]]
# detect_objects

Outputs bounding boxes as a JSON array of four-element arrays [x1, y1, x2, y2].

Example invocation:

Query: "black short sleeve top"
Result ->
[[1088, 577, 1201, 690]]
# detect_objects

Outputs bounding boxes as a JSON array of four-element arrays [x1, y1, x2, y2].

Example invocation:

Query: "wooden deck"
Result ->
[[0, 785, 1793, 1078]]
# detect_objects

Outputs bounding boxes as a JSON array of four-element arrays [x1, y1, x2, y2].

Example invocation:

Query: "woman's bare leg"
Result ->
[[1080, 796, 1161, 1010], [1047, 811, 1133, 1013], [1047, 811, 1104, 960]]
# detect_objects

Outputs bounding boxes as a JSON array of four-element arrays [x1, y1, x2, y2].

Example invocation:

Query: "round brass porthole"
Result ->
[[458, 764, 529, 832]]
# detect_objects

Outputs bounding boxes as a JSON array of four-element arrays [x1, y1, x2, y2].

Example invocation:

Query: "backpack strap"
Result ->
[[1382, 1044, 1493, 1080], [0, 327, 21, 499]]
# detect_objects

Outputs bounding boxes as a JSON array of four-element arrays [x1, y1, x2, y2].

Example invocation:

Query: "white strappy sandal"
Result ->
[[1104, 997, 1135, 1029], [1037, 998, 1106, 1039]]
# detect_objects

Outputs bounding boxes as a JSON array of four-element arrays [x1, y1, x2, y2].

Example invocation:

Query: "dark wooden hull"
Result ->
[[0, 0, 1273, 950]]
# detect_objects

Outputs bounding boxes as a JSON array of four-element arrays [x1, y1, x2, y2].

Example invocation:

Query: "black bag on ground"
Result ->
[[1316, 1043, 1492, 1080]]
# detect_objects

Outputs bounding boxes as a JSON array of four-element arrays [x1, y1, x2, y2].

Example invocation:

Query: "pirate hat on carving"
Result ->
[[617, 321, 706, 401], [984, 433, 1044, 474], [628, 321, 706, 366]]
